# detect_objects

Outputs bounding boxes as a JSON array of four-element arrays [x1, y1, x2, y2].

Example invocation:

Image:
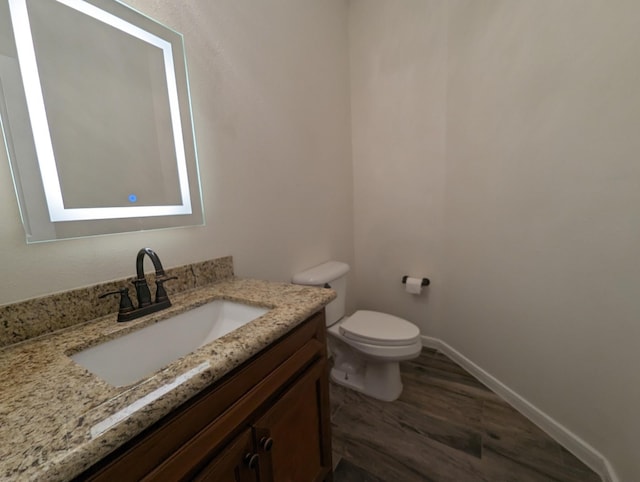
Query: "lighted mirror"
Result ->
[[0, 0, 203, 242]]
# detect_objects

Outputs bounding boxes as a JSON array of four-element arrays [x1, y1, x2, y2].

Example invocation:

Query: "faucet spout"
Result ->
[[133, 248, 167, 308], [101, 248, 175, 322], [136, 248, 166, 279]]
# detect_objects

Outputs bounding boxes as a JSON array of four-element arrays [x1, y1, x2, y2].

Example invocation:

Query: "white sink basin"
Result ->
[[71, 300, 270, 387]]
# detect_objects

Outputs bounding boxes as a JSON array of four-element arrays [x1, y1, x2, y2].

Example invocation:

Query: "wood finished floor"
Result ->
[[330, 348, 601, 482]]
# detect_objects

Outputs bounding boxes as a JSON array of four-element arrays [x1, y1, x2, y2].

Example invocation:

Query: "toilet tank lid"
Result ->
[[292, 261, 350, 285]]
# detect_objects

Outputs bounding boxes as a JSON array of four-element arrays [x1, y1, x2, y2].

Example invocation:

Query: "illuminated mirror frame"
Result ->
[[9, 0, 192, 221], [0, 0, 204, 242]]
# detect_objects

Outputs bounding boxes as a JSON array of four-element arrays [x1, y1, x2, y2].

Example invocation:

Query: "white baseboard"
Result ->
[[420, 335, 618, 482]]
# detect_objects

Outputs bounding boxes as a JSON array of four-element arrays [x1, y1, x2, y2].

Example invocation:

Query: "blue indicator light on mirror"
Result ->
[[128, 194, 137, 203]]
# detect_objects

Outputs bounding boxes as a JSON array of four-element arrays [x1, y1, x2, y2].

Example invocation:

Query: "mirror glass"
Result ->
[[0, 0, 203, 242]]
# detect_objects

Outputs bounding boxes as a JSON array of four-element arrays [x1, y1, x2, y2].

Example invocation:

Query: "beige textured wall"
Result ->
[[444, 2, 640, 480], [0, 0, 353, 304], [349, 0, 447, 328], [351, 1, 640, 479]]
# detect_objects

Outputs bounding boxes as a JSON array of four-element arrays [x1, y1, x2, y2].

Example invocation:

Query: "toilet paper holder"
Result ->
[[401, 276, 430, 287]]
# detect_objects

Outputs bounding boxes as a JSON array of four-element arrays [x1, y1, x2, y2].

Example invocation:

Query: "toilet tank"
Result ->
[[292, 261, 350, 326]]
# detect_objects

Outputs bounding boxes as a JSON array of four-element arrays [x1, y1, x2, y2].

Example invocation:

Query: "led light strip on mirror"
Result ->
[[8, 0, 193, 221]]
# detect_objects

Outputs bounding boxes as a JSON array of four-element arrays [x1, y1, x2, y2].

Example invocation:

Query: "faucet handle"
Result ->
[[99, 288, 135, 315], [155, 276, 177, 303]]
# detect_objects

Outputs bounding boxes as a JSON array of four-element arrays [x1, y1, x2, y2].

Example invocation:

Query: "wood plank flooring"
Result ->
[[331, 348, 600, 482]]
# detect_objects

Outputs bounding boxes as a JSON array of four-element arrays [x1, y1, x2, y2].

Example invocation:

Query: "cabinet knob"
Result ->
[[260, 437, 274, 451], [244, 453, 259, 469]]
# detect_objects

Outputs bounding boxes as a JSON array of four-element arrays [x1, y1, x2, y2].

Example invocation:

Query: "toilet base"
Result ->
[[330, 360, 403, 402]]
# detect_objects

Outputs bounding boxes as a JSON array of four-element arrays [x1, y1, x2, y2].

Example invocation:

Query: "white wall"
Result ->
[[349, 0, 447, 328], [444, 2, 640, 480], [0, 0, 353, 305], [350, 1, 640, 480]]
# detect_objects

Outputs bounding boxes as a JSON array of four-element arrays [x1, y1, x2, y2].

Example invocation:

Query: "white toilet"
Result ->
[[293, 261, 422, 402]]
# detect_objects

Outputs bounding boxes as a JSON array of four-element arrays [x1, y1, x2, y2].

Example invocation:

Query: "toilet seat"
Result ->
[[339, 310, 420, 347]]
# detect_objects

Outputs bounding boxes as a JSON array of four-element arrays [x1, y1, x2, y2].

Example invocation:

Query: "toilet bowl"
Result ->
[[293, 261, 422, 402]]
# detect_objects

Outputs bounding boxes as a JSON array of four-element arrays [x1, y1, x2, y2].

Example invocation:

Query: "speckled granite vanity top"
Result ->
[[0, 257, 334, 481]]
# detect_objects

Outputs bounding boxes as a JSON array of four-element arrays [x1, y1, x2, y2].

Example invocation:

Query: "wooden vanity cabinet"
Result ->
[[193, 361, 325, 482], [77, 310, 332, 482]]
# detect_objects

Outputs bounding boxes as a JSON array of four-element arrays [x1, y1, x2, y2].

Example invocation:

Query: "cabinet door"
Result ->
[[254, 361, 330, 482], [193, 429, 259, 482]]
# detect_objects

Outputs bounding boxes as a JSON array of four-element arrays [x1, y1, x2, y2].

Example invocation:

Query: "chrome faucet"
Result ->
[[100, 248, 176, 322]]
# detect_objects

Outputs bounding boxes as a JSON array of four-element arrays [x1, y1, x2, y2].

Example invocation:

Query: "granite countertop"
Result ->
[[0, 277, 335, 481]]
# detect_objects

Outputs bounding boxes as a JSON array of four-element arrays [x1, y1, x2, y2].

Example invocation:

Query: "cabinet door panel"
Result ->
[[254, 361, 326, 482], [193, 429, 258, 482]]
